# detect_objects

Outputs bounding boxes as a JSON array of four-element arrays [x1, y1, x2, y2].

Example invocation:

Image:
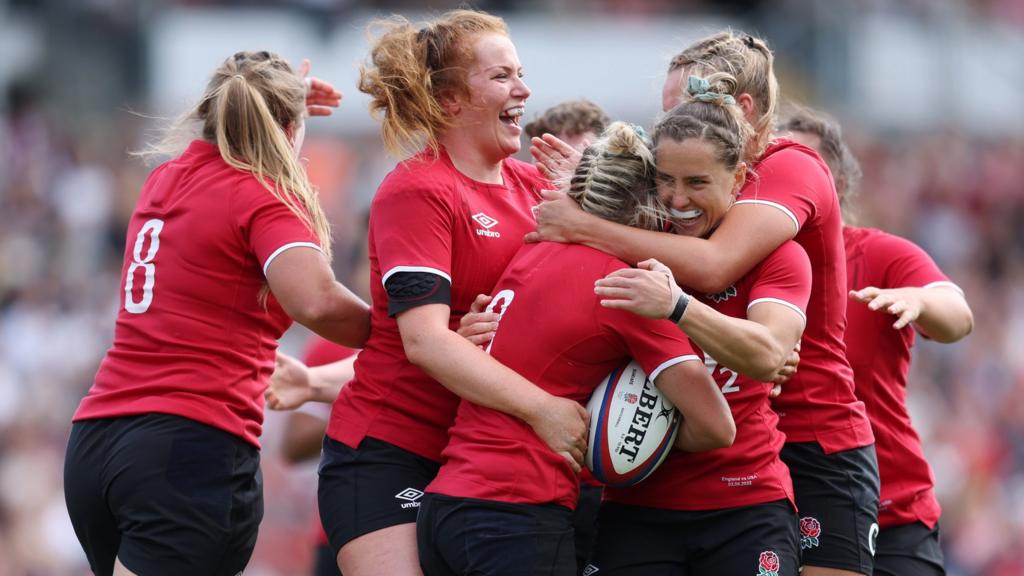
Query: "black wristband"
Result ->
[[668, 292, 690, 324]]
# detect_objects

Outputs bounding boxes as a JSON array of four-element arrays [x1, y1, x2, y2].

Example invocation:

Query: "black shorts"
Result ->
[[572, 483, 603, 572], [585, 499, 800, 576], [416, 493, 576, 576], [317, 435, 439, 554], [780, 441, 880, 573], [874, 521, 945, 576], [64, 413, 262, 576]]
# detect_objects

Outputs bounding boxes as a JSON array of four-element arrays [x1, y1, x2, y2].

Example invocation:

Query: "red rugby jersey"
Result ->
[[739, 138, 873, 453], [844, 226, 957, 529], [427, 243, 701, 509], [74, 140, 321, 447], [605, 241, 810, 510], [327, 149, 548, 461]]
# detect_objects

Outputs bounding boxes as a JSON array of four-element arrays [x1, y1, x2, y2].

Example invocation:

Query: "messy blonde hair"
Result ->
[[669, 31, 778, 158], [138, 50, 331, 260], [358, 9, 508, 158], [567, 122, 665, 230]]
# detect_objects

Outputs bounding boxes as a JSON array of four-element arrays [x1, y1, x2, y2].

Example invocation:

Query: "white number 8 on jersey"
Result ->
[[124, 219, 164, 314]]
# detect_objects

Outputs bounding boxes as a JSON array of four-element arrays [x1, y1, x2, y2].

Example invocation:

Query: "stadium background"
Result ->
[[1, 0, 1022, 574]]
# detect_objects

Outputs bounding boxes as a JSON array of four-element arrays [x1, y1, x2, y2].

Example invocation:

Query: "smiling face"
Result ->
[[655, 137, 746, 238], [448, 33, 530, 162]]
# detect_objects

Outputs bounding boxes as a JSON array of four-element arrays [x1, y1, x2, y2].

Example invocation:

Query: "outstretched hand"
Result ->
[[850, 286, 923, 330], [297, 59, 342, 117], [265, 351, 313, 410], [529, 133, 583, 183]]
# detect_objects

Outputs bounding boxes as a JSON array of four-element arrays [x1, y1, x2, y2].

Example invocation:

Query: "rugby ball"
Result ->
[[585, 360, 680, 487]]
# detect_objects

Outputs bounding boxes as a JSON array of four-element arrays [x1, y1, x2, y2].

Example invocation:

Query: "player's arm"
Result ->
[[652, 360, 735, 452], [529, 191, 795, 294], [850, 284, 973, 343], [396, 303, 589, 471], [596, 259, 805, 381], [682, 300, 804, 382], [266, 247, 371, 349], [265, 351, 357, 410]]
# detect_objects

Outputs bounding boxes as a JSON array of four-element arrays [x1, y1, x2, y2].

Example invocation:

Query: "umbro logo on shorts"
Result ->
[[582, 565, 599, 575], [472, 212, 502, 238], [395, 487, 424, 509]]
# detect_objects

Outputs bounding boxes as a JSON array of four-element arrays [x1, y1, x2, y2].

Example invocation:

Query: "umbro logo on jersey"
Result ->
[[395, 487, 424, 509], [708, 285, 738, 303], [472, 212, 502, 238], [582, 565, 599, 576], [472, 212, 499, 228]]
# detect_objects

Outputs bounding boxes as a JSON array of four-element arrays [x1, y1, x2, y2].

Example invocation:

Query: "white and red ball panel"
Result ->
[[585, 360, 679, 487]]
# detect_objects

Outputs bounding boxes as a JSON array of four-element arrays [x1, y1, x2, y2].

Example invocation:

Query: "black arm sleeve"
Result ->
[[385, 271, 452, 317]]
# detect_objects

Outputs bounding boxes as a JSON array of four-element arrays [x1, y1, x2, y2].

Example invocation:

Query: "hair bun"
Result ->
[[686, 75, 736, 106]]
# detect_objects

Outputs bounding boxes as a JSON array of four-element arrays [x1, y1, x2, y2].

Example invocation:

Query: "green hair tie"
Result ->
[[687, 75, 736, 106]]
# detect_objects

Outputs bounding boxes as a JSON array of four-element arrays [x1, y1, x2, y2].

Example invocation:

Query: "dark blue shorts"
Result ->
[[416, 493, 575, 576], [584, 499, 800, 576], [781, 441, 880, 573], [318, 435, 439, 554], [874, 521, 945, 576], [64, 413, 262, 576]]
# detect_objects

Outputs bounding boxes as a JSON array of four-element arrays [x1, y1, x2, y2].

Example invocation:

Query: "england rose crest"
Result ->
[[757, 550, 780, 576], [799, 516, 821, 550]]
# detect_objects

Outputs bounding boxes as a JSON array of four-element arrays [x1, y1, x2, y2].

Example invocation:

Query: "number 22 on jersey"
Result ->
[[704, 352, 740, 394]]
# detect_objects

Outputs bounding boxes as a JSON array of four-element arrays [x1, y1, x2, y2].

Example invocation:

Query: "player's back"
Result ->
[[77, 141, 308, 445]]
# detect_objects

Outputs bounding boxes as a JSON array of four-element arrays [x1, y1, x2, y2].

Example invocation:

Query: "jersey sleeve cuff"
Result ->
[[263, 242, 323, 276], [747, 297, 807, 325], [649, 354, 702, 382], [734, 199, 800, 234], [922, 280, 964, 297]]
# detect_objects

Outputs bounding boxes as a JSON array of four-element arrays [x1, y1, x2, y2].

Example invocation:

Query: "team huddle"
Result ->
[[61, 8, 974, 576]]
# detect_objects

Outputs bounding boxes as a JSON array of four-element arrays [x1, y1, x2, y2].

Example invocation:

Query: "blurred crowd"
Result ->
[[2, 4, 1024, 576]]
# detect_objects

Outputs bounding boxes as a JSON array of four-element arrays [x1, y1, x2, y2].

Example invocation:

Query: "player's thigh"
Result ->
[[692, 499, 800, 576], [873, 522, 945, 576], [341, 522, 421, 576], [781, 442, 879, 575], [584, 502, 688, 576], [318, 436, 438, 567], [419, 493, 575, 576], [65, 419, 122, 576]]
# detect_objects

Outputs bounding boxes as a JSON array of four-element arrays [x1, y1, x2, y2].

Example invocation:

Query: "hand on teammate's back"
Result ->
[[524, 188, 589, 244], [527, 395, 590, 473], [457, 294, 500, 348], [594, 258, 682, 320], [769, 342, 801, 397]]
